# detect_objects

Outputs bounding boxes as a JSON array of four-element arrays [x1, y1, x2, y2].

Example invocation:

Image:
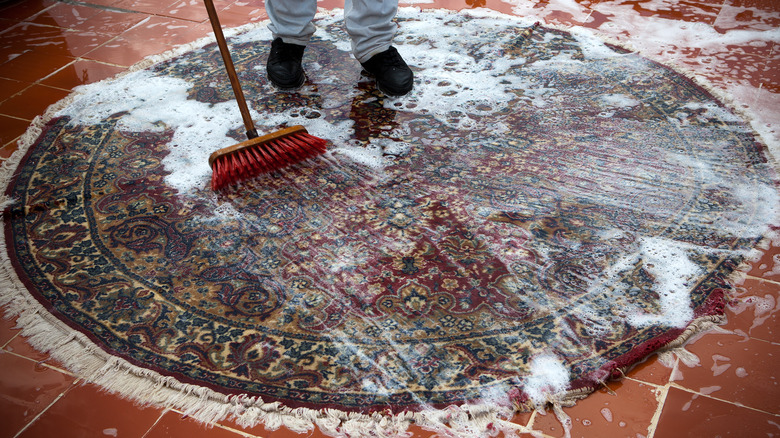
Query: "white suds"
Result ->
[[524, 355, 570, 406], [626, 237, 702, 328], [56, 70, 256, 193]]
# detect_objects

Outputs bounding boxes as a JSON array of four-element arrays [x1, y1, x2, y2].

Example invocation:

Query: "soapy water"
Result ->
[[495, 0, 780, 152], [52, 8, 779, 432]]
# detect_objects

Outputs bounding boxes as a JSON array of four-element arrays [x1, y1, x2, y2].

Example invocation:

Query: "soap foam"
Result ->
[[626, 236, 702, 328], [600, 93, 640, 109], [524, 355, 570, 406], [57, 70, 259, 193]]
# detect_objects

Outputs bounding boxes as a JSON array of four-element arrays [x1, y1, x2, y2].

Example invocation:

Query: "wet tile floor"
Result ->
[[0, 0, 778, 436]]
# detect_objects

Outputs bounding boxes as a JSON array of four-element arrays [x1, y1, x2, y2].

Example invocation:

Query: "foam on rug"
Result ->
[[1, 8, 778, 438]]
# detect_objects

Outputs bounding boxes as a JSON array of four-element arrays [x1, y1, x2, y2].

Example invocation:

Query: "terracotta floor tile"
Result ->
[[0, 313, 21, 347], [28, 1, 104, 29], [158, 0, 211, 23], [145, 411, 247, 437], [762, 43, 780, 93], [216, 0, 270, 27], [654, 386, 780, 437], [714, 3, 780, 32], [126, 14, 211, 45], [673, 332, 780, 413], [0, 77, 29, 102], [4, 333, 53, 362], [725, 0, 780, 14], [81, 0, 125, 6], [515, 0, 595, 26], [623, 352, 674, 386], [750, 83, 780, 145], [399, 0, 514, 15], [111, 0, 181, 16], [56, 29, 120, 58], [84, 15, 211, 66], [2, 327, 72, 372], [595, 0, 723, 24], [0, 115, 31, 149], [0, 48, 74, 83], [695, 42, 775, 89], [41, 59, 126, 88], [0, 22, 116, 60], [723, 277, 779, 342], [0, 84, 70, 120], [68, 8, 148, 34], [0, 17, 18, 30], [17, 382, 164, 438], [0, 351, 75, 437], [727, 0, 779, 7], [0, 0, 56, 23], [0, 22, 75, 61], [529, 379, 660, 438], [0, 139, 21, 159]]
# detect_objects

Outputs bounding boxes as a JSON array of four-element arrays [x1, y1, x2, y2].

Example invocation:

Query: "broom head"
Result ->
[[209, 125, 327, 190]]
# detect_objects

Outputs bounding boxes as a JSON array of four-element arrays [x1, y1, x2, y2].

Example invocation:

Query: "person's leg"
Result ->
[[344, 0, 398, 63], [266, 0, 317, 45], [345, 0, 413, 96], [265, 0, 317, 88]]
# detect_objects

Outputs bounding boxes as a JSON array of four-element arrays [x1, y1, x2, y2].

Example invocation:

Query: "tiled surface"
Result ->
[[653, 386, 780, 438], [16, 383, 164, 438], [672, 331, 780, 413], [0, 351, 76, 437], [0, 0, 778, 436], [530, 379, 662, 438]]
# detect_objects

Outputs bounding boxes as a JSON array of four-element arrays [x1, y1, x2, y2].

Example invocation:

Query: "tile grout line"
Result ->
[[1, 137, 24, 157], [645, 384, 669, 438], [12, 379, 79, 438], [166, 407, 266, 438], [209, 419, 266, 437], [0, 4, 59, 33], [644, 356, 678, 438], [141, 408, 171, 438], [0, 112, 33, 121], [1, 345, 79, 377], [54, 0, 208, 24], [666, 382, 780, 417], [523, 406, 577, 438], [32, 56, 131, 89], [744, 273, 780, 286], [0, 330, 21, 349]]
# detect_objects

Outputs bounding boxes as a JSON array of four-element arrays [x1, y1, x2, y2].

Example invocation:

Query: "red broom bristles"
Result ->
[[209, 126, 327, 190]]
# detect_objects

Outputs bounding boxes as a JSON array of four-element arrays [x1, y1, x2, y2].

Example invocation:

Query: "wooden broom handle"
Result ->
[[202, 0, 259, 138]]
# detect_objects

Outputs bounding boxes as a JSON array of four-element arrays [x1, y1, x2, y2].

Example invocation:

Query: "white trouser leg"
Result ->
[[266, 0, 318, 46], [345, 0, 399, 63]]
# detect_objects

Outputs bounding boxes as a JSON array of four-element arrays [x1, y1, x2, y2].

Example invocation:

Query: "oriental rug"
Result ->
[[2, 8, 778, 438]]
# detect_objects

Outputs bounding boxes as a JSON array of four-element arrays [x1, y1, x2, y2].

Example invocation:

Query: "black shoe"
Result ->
[[360, 47, 413, 96], [266, 38, 305, 89]]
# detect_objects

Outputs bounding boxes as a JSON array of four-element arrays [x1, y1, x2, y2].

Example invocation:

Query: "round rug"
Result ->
[[2, 8, 778, 437]]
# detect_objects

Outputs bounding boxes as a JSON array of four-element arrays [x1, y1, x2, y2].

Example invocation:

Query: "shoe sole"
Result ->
[[360, 70, 412, 97], [268, 72, 306, 90]]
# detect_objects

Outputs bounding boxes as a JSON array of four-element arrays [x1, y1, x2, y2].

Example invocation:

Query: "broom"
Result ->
[[203, 0, 327, 190]]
